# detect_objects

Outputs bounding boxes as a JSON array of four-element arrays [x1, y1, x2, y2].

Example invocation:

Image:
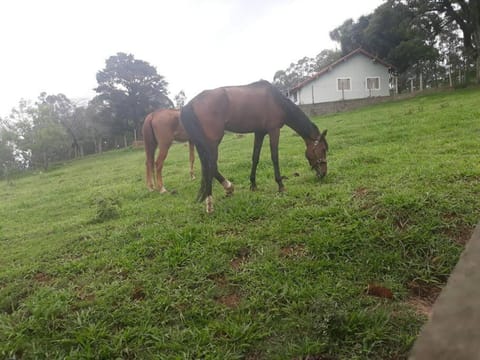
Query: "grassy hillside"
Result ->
[[1, 88, 479, 359]]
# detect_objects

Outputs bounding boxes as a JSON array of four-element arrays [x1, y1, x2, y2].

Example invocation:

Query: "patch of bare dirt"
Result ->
[[408, 297, 435, 318], [33, 271, 53, 284], [294, 355, 337, 360], [353, 187, 370, 198], [131, 286, 146, 301], [230, 247, 250, 271], [208, 273, 228, 288], [407, 279, 442, 318], [215, 293, 241, 309], [365, 284, 394, 299], [280, 244, 307, 258], [76, 291, 96, 302], [443, 223, 474, 245]]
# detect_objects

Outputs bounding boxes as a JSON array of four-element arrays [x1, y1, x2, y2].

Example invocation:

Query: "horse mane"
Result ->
[[264, 82, 320, 141]]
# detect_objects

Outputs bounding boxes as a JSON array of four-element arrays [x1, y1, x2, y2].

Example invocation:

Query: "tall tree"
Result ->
[[26, 93, 71, 170], [0, 117, 17, 178], [273, 49, 341, 92], [94, 53, 173, 145], [407, 0, 480, 83], [330, 16, 371, 54], [174, 90, 187, 108], [330, 0, 440, 90]]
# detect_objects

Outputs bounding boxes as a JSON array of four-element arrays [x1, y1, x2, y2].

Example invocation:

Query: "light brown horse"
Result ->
[[180, 80, 328, 213], [142, 109, 195, 193]]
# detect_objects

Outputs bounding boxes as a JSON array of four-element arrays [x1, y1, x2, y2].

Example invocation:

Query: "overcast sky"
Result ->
[[0, 0, 384, 117]]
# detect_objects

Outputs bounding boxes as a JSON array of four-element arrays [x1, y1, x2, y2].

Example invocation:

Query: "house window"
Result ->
[[337, 78, 351, 91], [366, 77, 380, 90]]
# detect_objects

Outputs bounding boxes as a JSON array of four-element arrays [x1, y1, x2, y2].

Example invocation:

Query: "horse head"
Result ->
[[305, 129, 328, 179]]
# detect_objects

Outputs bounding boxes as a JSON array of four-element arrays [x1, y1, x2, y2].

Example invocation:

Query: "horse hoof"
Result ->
[[250, 185, 257, 191], [225, 185, 234, 197], [206, 196, 214, 213], [191, 175, 196, 180], [159, 187, 168, 194]]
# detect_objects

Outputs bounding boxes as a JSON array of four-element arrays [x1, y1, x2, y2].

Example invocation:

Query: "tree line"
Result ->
[[1, 0, 479, 178], [273, 0, 480, 93], [0, 53, 184, 177]]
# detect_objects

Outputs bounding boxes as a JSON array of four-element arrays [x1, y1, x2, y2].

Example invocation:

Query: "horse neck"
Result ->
[[286, 120, 319, 143]]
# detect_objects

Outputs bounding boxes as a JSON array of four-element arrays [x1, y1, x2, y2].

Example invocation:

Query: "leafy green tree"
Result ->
[[406, 0, 480, 83], [174, 90, 187, 108], [330, 0, 440, 90], [94, 53, 173, 145], [330, 16, 371, 54], [0, 117, 17, 179], [273, 49, 341, 92], [15, 93, 71, 170]]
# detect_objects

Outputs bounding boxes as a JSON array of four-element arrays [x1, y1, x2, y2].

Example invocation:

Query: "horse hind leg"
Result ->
[[155, 144, 171, 193], [188, 140, 195, 180], [210, 146, 234, 197], [250, 132, 266, 191], [145, 159, 155, 191], [145, 145, 155, 191]]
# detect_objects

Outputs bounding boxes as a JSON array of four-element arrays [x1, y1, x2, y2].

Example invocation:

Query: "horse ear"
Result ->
[[322, 129, 327, 137]]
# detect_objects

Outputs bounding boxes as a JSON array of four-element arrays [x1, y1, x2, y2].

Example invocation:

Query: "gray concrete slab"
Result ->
[[410, 223, 480, 360]]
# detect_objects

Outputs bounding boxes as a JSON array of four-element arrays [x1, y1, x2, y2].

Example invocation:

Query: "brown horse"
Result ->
[[180, 80, 328, 213], [142, 109, 195, 193]]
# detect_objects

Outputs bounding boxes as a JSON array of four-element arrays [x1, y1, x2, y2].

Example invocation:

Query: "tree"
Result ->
[[174, 90, 187, 108], [11, 94, 72, 170], [330, 0, 440, 90], [330, 16, 371, 54], [94, 53, 173, 145], [0, 117, 17, 179], [273, 49, 341, 92], [406, 0, 480, 83]]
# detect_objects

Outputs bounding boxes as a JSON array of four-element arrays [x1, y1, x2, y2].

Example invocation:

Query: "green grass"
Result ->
[[1, 88, 479, 359]]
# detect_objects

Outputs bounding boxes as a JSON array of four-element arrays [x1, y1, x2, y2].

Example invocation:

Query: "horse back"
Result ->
[[149, 108, 189, 143], [191, 83, 286, 136]]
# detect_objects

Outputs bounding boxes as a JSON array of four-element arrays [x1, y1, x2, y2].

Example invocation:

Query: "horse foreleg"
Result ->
[[213, 165, 234, 197], [269, 129, 285, 192], [188, 140, 195, 180], [155, 144, 170, 193], [250, 132, 266, 191]]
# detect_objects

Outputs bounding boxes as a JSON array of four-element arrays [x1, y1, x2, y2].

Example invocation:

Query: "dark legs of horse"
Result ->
[[250, 132, 266, 191], [205, 142, 234, 213], [188, 140, 195, 180], [269, 128, 285, 192]]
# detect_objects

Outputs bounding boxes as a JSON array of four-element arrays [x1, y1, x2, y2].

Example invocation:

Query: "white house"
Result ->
[[289, 48, 396, 105]]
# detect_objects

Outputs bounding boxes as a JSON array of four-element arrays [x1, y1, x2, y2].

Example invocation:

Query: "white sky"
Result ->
[[0, 0, 384, 117]]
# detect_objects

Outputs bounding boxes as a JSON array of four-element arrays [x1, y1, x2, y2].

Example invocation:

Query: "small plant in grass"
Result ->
[[91, 193, 121, 223]]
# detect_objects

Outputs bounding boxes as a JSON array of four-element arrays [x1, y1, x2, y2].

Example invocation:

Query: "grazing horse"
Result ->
[[180, 80, 328, 213], [142, 108, 195, 193]]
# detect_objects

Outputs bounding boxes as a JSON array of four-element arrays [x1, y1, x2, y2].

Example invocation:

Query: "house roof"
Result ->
[[290, 48, 396, 92]]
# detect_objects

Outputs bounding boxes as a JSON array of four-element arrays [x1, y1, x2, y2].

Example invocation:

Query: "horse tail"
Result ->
[[180, 102, 212, 202], [142, 112, 156, 161]]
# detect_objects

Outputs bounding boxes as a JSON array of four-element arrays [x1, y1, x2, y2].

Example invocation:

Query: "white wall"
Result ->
[[297, 53, 391, 105]]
